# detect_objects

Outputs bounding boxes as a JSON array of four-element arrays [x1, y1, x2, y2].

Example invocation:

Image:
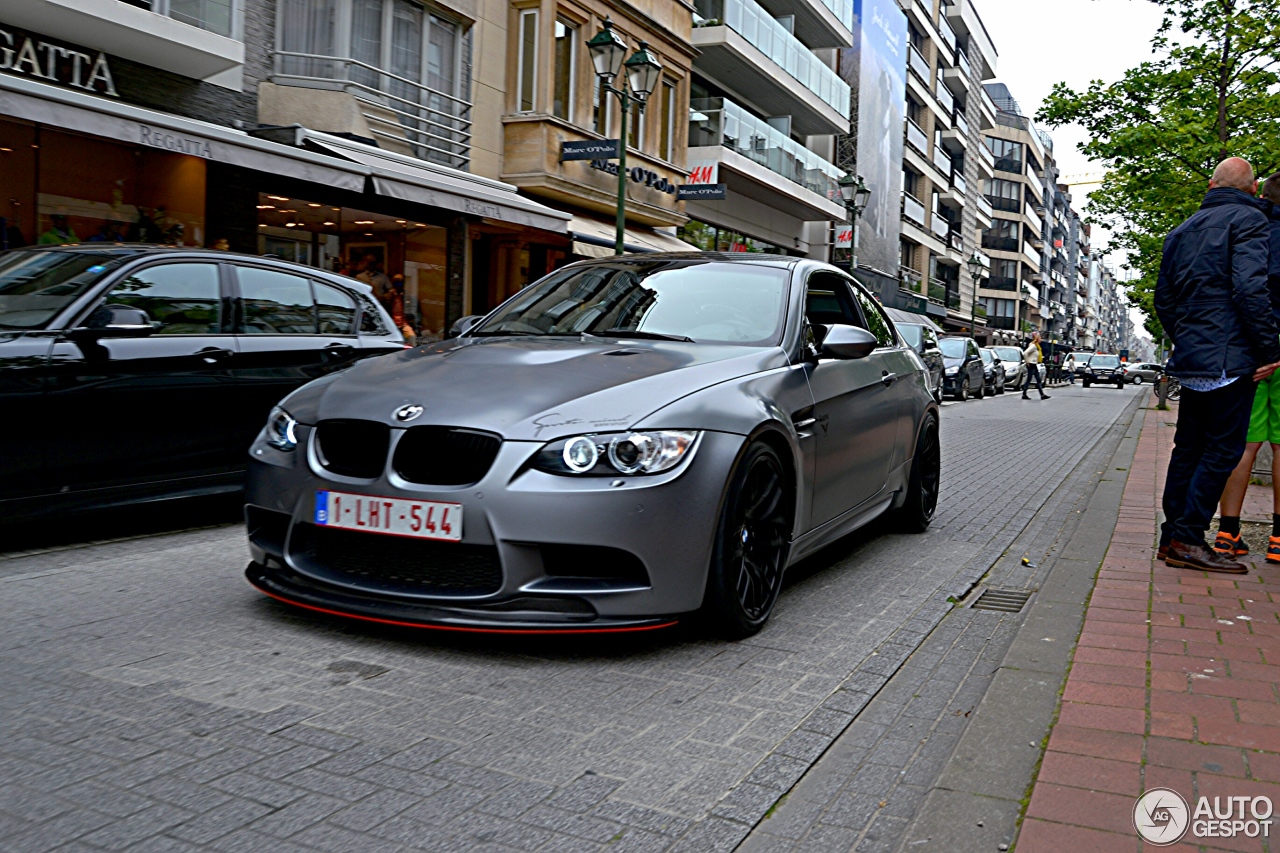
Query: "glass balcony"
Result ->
[[956, 49, 971, 79], [930, 213, 950, 241], [932, 144, 953, 178], [126, 0, 235, 36], [908, 45, 930, 82], [906, 118, 928, 154], [952, 171, 966, 195], [953, 110, 969, 136], [928, 280, 946, 304], [903, 192, 926, 227], [935, 80, 955, 114], [938, 14, 958, 54], [689, 98, 842, 200], [695, 0, 850, 117]]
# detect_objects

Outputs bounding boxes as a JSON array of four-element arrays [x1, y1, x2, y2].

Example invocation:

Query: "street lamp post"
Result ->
[[838, 172, 871, 276], [587, 20, 662, 255], [966, 252, 984, 339]]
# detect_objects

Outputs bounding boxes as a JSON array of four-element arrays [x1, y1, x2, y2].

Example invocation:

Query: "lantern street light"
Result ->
[[587, 20, 662, 255], [967, 252, 984, 338], [837, 172, 871, 275]]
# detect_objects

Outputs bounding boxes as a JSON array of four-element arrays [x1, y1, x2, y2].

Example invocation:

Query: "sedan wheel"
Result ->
[[703, 442, 790, 639], [1131, 375, 1143, 385], [956, 378, 969, 402], [895, 414, 940, 533]]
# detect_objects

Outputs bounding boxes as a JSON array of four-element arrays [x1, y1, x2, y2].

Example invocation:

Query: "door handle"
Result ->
[[197, 347, 233, 364], [882, 372, 898, 386], [323, 342, 355, 358]]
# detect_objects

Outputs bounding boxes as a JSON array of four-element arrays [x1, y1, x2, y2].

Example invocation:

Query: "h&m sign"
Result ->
[[0, 25, 117, 96]]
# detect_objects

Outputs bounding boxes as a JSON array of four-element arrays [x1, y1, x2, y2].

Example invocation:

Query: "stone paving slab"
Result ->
[[1017, 402, 1280, 852], [0, 386, 1142, 852]]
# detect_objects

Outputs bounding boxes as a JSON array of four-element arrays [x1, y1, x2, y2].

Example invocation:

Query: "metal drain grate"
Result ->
[[971, 588, 1033, 613]]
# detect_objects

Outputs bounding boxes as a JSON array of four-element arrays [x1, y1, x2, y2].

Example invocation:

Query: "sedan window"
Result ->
[[315, 282, 357, 334], [849, 286, 895, 348], [105, 263, 221, 334], [239, 267, 316, 334], [0, 250, 122, 329], [474, 260, 789, 346], [898, 324, 922, 350]]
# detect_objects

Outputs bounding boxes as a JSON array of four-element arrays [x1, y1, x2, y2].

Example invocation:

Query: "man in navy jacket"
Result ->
[[1156, 157, 1280, 573]]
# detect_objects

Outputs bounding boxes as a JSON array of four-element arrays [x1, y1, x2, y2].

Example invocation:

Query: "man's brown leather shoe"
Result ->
[[1158, 545, 1168, 562], [1165, 540, 1248, 574]]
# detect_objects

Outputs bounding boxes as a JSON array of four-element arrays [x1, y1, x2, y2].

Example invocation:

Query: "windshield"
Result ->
[[473, 260, 790, 346], [939, 338, 967, 358], [993, 346, 1021, 361], [898, 324, 922, 349], [980, 350, 994, 364], [0, 250, 123, 329], [1092, 355, 1120, 368]]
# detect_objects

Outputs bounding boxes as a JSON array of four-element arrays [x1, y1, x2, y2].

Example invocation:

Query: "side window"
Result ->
[[238, 267, 316, 334], [968, 341, 979, 358], [315, 282, 357, 334], [356, 292, 391, 335], [849, 285, 895, 348], [924, 328, 938, 350], [105, 263, 221, 335], [805, 273, 861, 327]]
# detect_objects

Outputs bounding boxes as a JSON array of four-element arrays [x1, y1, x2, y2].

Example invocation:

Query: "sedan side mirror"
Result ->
[[71, 304, 154, 339], [819, 324, 878, 360], [448, 315, 483, 338]]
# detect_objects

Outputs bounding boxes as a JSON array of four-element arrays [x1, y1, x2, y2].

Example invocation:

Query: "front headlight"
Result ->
[[945, 367, 958, 376], [265, 407, 299, 451], [534, 430, 698, 476]]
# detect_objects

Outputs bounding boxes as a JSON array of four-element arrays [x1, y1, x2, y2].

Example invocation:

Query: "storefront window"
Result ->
[[676, 219, 783, 254]]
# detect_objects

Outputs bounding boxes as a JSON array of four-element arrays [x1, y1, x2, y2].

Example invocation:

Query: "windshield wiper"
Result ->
[[593, 328, 695, 343]]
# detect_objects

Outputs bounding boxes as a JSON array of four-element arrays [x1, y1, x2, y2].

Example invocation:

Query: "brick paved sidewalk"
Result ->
[[1017, 403, 1280, 852]]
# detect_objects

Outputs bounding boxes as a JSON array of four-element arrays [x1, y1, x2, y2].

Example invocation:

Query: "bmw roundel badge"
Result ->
[[394, 404, 424, 422]]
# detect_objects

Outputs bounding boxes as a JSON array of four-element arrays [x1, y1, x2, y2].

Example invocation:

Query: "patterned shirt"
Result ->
[[1180, 372, 1237, 392]]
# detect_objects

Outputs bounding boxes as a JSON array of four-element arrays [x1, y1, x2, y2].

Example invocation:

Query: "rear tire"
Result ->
[[702, 442, 791, 639], [975, 380, 985, 399], [894, 414, 940, 533], [1131, 375, 1143, 385], [956, 378, 969, 401]]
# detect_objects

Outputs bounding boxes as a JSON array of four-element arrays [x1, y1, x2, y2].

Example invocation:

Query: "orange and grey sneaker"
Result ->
[[1214, 531, 1249, 557], [1267, 536, 1280, 563]]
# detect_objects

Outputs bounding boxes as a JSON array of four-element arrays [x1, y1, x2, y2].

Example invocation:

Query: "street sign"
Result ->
[[560, 139, 620, 161], [677, 184, 726, 200]]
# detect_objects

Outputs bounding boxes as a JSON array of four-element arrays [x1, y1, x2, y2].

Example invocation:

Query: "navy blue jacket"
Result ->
[[1155, 187, 1280, 378]]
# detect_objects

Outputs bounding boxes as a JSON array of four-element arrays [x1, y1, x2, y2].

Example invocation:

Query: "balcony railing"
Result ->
[[930, 213, 950, 241], [938, 13, 958, 54], [994, 156, 1023, 174], [948, 227, 963, 251], [947, 288, 961, 309], [988, 316, 1015, 330], [695, 0, 850, 117], [986, 195, 1019, 213], [273, 52, 471, 169], [977, 142, 995, 167], [956, 49, 971, 79], [975, 194, 993, 219], [901, 265, 924, 288], [986, 276, 1018, 291], [932, 144, 953, 177], [982, 235, 1019, 252], [125, 0, 234, 36], [952, 171, 967, 195], [903, 192, 927, 227], [689, 98, 842, 200], [928, 280, 947, 304], [953, 110, 969, 136], [908, 45, 930, 83], [905, 118, 928, 155], [935, 80, 955, 114]]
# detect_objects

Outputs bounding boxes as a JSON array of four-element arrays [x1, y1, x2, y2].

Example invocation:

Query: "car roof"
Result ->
[[567, 251, 802, 269]]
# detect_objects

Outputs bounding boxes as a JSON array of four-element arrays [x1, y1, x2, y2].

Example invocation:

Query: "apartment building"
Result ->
[[677, 0, 851, 254]]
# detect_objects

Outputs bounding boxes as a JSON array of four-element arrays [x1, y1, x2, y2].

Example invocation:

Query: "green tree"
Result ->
[[1037, 0, 1280, 339]]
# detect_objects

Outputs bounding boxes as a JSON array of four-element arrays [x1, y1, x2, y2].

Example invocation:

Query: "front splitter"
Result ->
[[245, 562, 680, 635]]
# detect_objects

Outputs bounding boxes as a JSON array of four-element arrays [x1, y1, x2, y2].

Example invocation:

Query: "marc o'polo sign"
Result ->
[[560, 139, 620, 161], [677, 184, 727, 201], [0, 25, 117, 97]]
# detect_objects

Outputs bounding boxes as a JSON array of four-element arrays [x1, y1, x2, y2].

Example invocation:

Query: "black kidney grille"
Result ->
[[393, 427, 501, 486], [302, 525, 502, 596], [315, 420, 390, 478]]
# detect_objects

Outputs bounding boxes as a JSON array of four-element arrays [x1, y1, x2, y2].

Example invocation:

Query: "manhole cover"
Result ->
[[971, 588, 1033, 613]]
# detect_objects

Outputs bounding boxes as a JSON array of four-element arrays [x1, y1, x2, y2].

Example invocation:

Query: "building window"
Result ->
[[659, 78, 676, 161], [987, 137, 1023, 174], [594, 78, 611, 135], [628, 101, 643, 150], [985, 178, 1020, 212], [553, 18, 576, 121], [139, 0, 236, 37], [517, 9, 538, 112], [903, 168, 919, 196]]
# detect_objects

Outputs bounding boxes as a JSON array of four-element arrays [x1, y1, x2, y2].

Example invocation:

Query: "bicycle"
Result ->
[[1152, 376, 1181, 402]]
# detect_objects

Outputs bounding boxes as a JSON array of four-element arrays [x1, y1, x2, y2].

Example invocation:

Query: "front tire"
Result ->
[[1083, 379, 1092, 388], [702, 442, 791, 639], [895, 414, 940, 533], [956, 377, 969, 401]]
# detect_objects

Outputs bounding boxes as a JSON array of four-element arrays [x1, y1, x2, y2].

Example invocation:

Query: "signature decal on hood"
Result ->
[[533, 413, 634, 437]]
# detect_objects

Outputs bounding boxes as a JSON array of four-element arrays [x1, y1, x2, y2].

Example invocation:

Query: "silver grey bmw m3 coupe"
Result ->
[[244, 253, 941, 638]]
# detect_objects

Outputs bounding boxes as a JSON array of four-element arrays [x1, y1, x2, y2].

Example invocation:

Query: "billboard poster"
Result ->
[[847, 0, 906, 276]]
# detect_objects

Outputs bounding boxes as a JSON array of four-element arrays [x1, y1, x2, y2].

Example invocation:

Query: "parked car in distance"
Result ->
[[939, 335, 986, 401], [991, 345, 1026, 390], [1124, 361, 1164, 384], [898, 322, 944, 402], [979, 347, 1006, 395], [243, 253, 942, 638], [1083, 353, 1126, 388], [0, 245, 404, 522]]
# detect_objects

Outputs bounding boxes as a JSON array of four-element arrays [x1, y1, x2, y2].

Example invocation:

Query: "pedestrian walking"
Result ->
[[1021, 331, 1050, 400], [1215, 171, 1280, 563], [1062, 352, 1076, 384], [1156, 157, 1280, 573]]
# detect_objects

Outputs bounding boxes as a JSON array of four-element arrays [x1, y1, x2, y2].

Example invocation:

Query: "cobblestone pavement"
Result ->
[[0, 385, 1140, 853], [1018, 403, 1280, 853]]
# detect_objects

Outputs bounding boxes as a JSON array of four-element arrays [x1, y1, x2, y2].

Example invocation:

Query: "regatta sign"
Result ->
[[0, 25, 117, 96]]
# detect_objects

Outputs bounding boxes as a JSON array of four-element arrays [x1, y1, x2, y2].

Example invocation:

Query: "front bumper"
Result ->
[[244, 426, 747, 631]]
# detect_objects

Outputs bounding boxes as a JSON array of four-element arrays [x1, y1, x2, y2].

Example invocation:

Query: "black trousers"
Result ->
[[1161, 378, 1256, 546], [1022, 364, 1045, 395]]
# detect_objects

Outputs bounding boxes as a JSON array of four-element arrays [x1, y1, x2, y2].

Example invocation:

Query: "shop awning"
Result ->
[[569, 215, 698, 257], [302, 132, 570, 235], [0, 75, 366, 192]]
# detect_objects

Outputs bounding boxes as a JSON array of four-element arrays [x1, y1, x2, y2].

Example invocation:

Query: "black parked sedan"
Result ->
[[940, 336, 985, 400], [0, 245, 402, 521], [979, 348, 1006, 396], [898, 322, 944, 402]]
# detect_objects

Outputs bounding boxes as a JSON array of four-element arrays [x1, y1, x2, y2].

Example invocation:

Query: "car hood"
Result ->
[[942, 355, 966, 368], [283, 336, 789, 441]]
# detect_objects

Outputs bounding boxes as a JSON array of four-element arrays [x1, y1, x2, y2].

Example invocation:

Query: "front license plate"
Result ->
[[315, 490, 462, 541]]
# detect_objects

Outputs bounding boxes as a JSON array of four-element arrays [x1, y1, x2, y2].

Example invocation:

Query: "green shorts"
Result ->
[[1247, 373, 1280, 444]]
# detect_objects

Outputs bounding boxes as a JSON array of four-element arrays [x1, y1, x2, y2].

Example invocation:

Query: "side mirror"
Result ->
[[71, 304, 154, 339], [819, 324, 878, 360], [448, 315, 483, 338]]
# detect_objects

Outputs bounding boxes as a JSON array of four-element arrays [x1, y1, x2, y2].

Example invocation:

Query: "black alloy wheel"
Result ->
[[704, 442, 791, 639], [895, 414, 940, 533]]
